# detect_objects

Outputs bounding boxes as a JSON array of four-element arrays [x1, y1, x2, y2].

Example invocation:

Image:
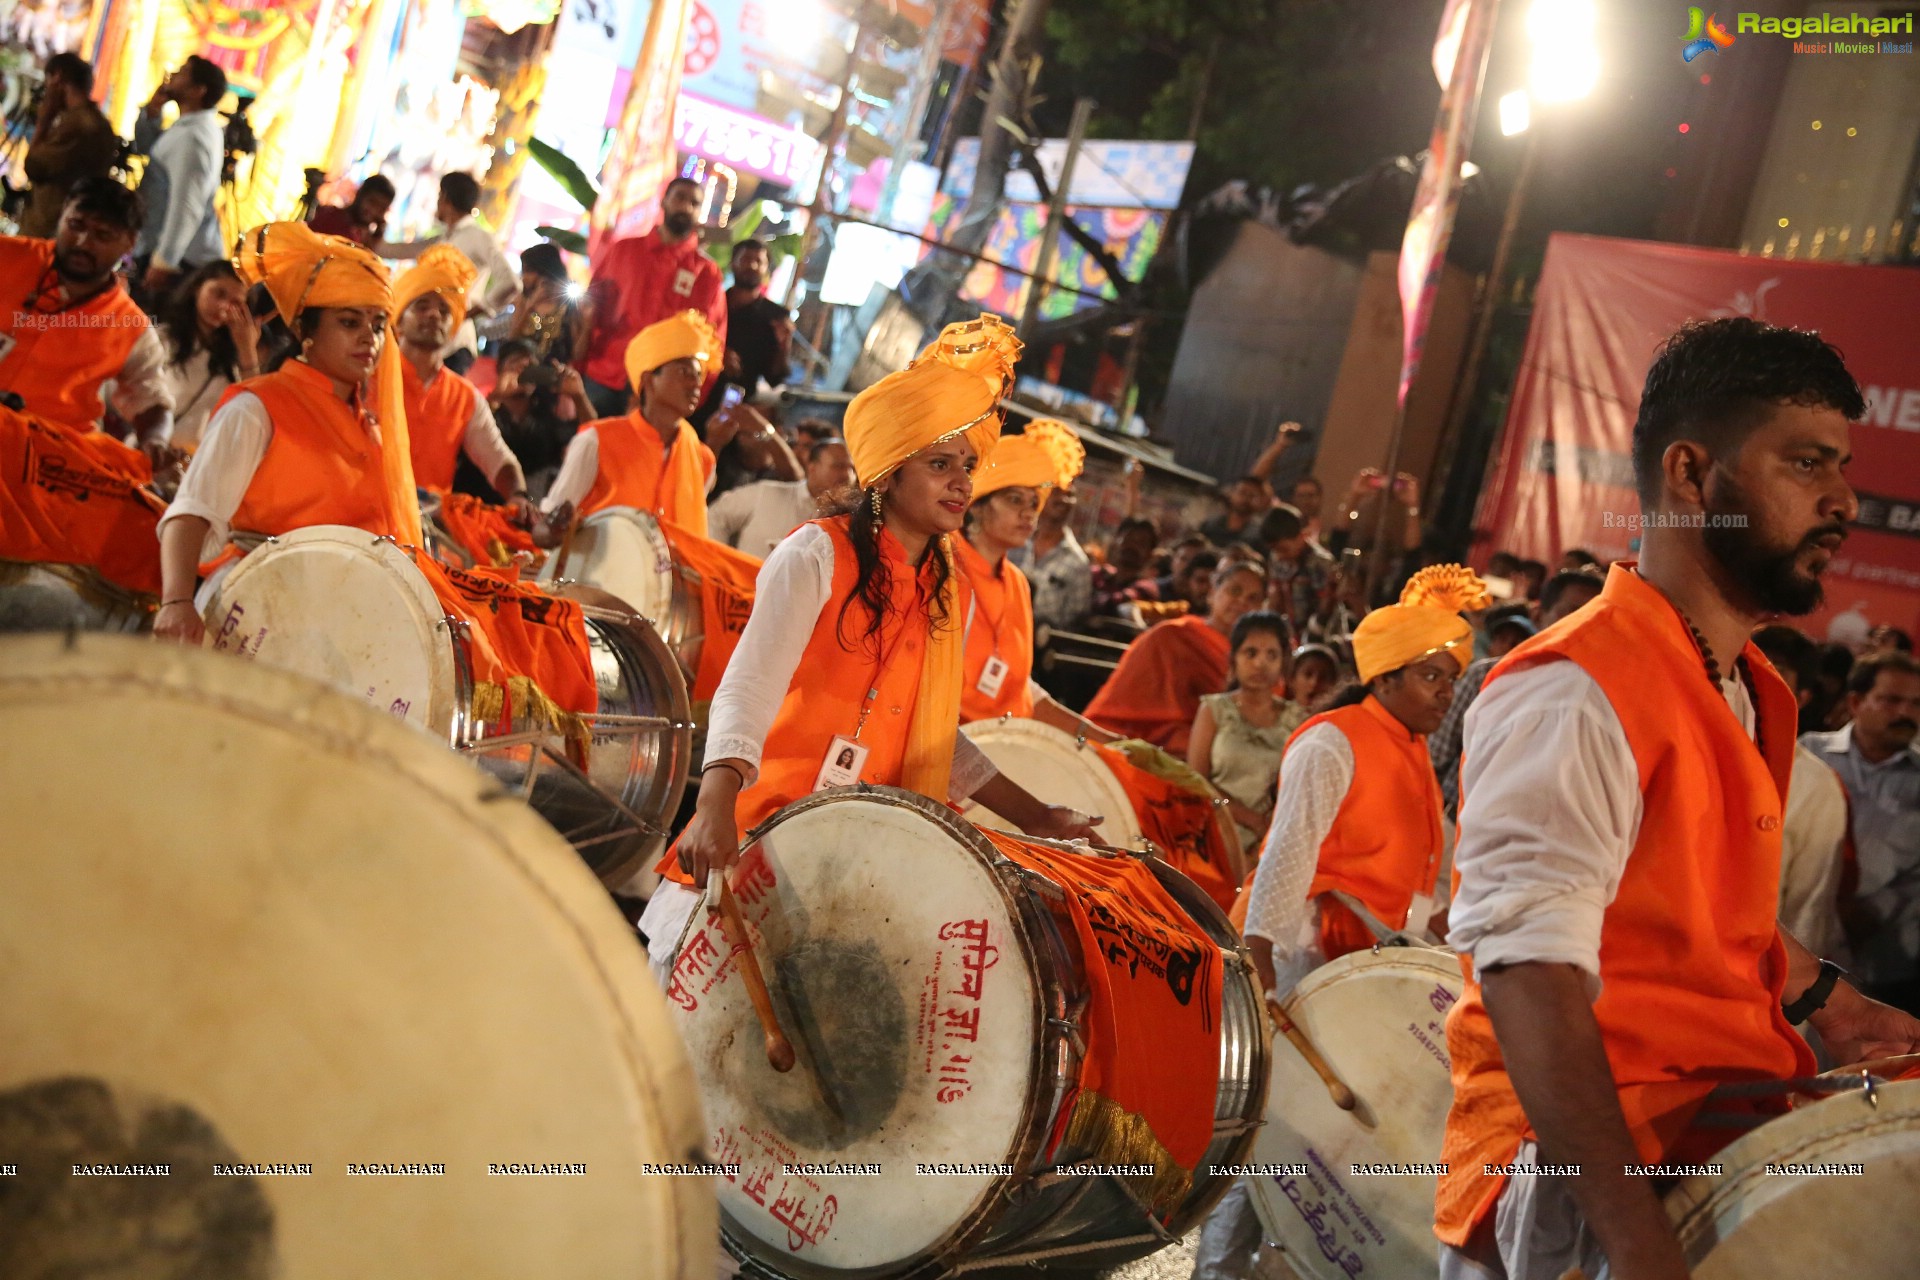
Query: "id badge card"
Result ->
[[1406, 892, 1436, 935], [975, 655, 1010, 699], [812, 734, 870, 793]]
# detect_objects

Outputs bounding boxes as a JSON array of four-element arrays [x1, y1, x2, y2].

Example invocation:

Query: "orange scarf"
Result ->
[[980, 827, 1223, 1217], [657, 518, 760, 704], [432, 489, 541, 570], [0, 409, 163, 596], [408, 552, 597, 760], [1085, 615, 1234, 755], [581, 412, 712, 537], [1092, 741, 1241, 914], [955, 535, 1036, 722]]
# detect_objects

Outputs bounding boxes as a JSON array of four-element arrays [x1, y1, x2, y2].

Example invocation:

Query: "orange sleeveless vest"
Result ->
[[1434, 565, 1814, 1246], [0, 236, 149, 430], [223, 362, 394, 538], [658, 515, 968, 883], [580, 411, 713, 536], [956, 534, 1036, 722], [402, 360, 480, 492], [1291, 697, 1446, 956]]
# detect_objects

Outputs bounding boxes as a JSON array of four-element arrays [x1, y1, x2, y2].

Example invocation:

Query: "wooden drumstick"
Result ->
[[712, 879, 796, 1073], [549, 511, 581, 581], [1268, 996, 1357, 1111]]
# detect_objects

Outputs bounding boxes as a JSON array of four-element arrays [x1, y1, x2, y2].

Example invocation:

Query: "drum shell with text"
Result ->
[[204, 525, 691, 886], [1247, 945, 1464, 1280], [0, 633, 712, 1278], [666, 787, 1271, 1280]]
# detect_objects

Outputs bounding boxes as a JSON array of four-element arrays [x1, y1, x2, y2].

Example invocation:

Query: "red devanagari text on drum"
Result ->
[[934, 918, 999, 1103]]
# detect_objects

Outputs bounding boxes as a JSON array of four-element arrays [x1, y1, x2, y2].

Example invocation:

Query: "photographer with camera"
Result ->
[[454, 338, 590, 504], [20, 53, 118, 239], [131, 57, 228, 301]]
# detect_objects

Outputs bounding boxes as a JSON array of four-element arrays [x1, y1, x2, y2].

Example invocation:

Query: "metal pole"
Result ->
[[1428, 121, 1541, 533], [784, 20, 867, 311], [1017, 95, 1093, 340]]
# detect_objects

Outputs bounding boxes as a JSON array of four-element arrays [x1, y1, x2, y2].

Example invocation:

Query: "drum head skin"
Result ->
[[0, 636, 713, 1279], [540, 508, 677, 631], [669, 790, 1046, 1278], [959, 718, 1145, 849], [205, 526, 456, 737], [1247, 946, 1464, 1280], [1667, 1078, 1920, 1279]]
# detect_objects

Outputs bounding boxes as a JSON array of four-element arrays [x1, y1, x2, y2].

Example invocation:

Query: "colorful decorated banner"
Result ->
[[924, 195, 1164, 323], [592, 0, 693, 253], [1396, 0, 1498, 407], [942, 138, 1195, 211], [1474, 233, 1920, 640]]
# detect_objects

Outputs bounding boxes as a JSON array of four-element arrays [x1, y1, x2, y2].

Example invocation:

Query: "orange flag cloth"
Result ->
[[407, 551, 597, 761], [432, 490, 542, 570], [1085, 614, 1233, 755], [1092, 740, 1242, 915], [658, 518, 760, 705], [0, 408, 164, 597], [978, 827, 1223, 1219]]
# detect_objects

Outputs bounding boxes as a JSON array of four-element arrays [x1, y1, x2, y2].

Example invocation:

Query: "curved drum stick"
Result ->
[[712, 879, 796, 1073], [1268, 996, 1357, 1111]]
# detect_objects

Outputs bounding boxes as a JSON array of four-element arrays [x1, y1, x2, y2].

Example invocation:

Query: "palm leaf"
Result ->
[[527, 137, 598, 214]]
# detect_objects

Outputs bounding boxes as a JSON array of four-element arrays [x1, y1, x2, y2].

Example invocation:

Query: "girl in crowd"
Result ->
[[955, 416, 1116, 739], [1288, 642, 1343, 712], [648, 318, 1099, 969], [155, 223, 418, 643], [1188, 610, 1308, 850], [153, 261, 262, 452]]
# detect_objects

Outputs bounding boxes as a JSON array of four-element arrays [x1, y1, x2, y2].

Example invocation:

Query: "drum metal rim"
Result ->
[[0, 557, 157, 622]]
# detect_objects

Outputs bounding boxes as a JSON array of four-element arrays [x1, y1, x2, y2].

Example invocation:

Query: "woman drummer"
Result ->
[[954, 417, 1116, 737], [154, 223, 423, 644], [651, 318, 1100, 966]]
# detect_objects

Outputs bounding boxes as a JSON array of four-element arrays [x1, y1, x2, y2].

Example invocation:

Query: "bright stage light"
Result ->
[[1528, 0, 1600, 102], [1500, 90, 1532, 137]]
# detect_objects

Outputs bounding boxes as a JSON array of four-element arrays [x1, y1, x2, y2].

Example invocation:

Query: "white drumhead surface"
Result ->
[[959, 717, 1145, 848], [669, 792, 1039, 1271], [1248, 946, 1463, 1280], [0, 635, 713, 1279], [1667, 1078, 1920, 1278], [543, 507, 675, 626], [205, 525, 453, 736]]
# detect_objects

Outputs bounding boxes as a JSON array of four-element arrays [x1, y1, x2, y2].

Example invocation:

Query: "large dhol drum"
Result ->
[[667, 788, 1270, 1280], [204, 525, 691, 886], [0, 634, 713, 1278], [1246, 946, 1464, 1280], [957, 717, 1146, 850], [1665, 1076, 1920, 1278], [0, 558, 153, 632], [539, 506, 703, 669]]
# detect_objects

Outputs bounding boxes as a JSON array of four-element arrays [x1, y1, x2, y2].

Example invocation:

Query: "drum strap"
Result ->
[[1325, 890, 1404, 946]]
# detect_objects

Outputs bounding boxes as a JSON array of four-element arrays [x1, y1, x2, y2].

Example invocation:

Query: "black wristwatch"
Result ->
[[1782, 958, 1846, 1025]]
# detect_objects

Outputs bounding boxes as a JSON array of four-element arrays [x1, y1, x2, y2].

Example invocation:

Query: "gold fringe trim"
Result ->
[[1061, 1088, 1195, 1216], [472, 676, 592, 768]]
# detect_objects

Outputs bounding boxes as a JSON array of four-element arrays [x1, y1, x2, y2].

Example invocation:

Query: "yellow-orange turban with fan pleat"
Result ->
[[972, 416, 1085, 500], [391, 244, 478, 333], [1351, 564, 1493, 684]]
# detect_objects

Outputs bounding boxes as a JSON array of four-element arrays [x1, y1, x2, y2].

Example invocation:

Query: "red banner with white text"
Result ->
[[1473, 233, 1920, 641]]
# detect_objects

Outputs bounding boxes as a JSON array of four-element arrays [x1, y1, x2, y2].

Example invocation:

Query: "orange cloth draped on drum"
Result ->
[[432, 490, 540, 569], [1435, 565, 1815, 1247], [955, 534, 1036, 722], [578, 412, 714, 536], [407, 551, 597, 760], [658, 518, 760, 705], [203, 364, 397, 575], [658, 514, 971, 884], [400, 361, 483, 493], [978, 826, 1223, 1217], [0, 236, 149, 430], [1085, 615, 1233, 755], [1291, 698, 1446, 958], [235, 221, 421, 546], [1091, 740, 1242, 915], [0, 408, 164, 596]]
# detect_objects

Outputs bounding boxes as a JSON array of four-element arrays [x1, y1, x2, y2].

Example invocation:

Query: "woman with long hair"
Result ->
[[954, 417, 1113, 737], [1187, 610, 1307, 849], [152, 261, 263, 452], [645, 318, 1100, 973]]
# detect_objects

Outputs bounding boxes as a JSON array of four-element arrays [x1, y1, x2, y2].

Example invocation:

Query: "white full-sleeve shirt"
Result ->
[[1447, 658, 1757, 993], [705, 522, 995, 802], [1242, 720, 1356, 996]]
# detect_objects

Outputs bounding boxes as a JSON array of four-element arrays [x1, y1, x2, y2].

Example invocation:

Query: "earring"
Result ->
[[869, 487, 884, 518]]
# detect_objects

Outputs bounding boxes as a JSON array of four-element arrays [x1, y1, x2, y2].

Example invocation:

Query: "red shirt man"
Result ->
[[579, 177, 726, 413]]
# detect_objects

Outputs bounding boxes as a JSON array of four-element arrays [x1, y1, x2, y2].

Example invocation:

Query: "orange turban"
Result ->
[[236, 221, 392, 325], [625, 309, 723, 390], [972, 416, 1085, 500], [1351, 565, 1492, 684], [235, 221, 420, 548], [391, 244, 477, 333], [844, 314, 1020, 487]]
